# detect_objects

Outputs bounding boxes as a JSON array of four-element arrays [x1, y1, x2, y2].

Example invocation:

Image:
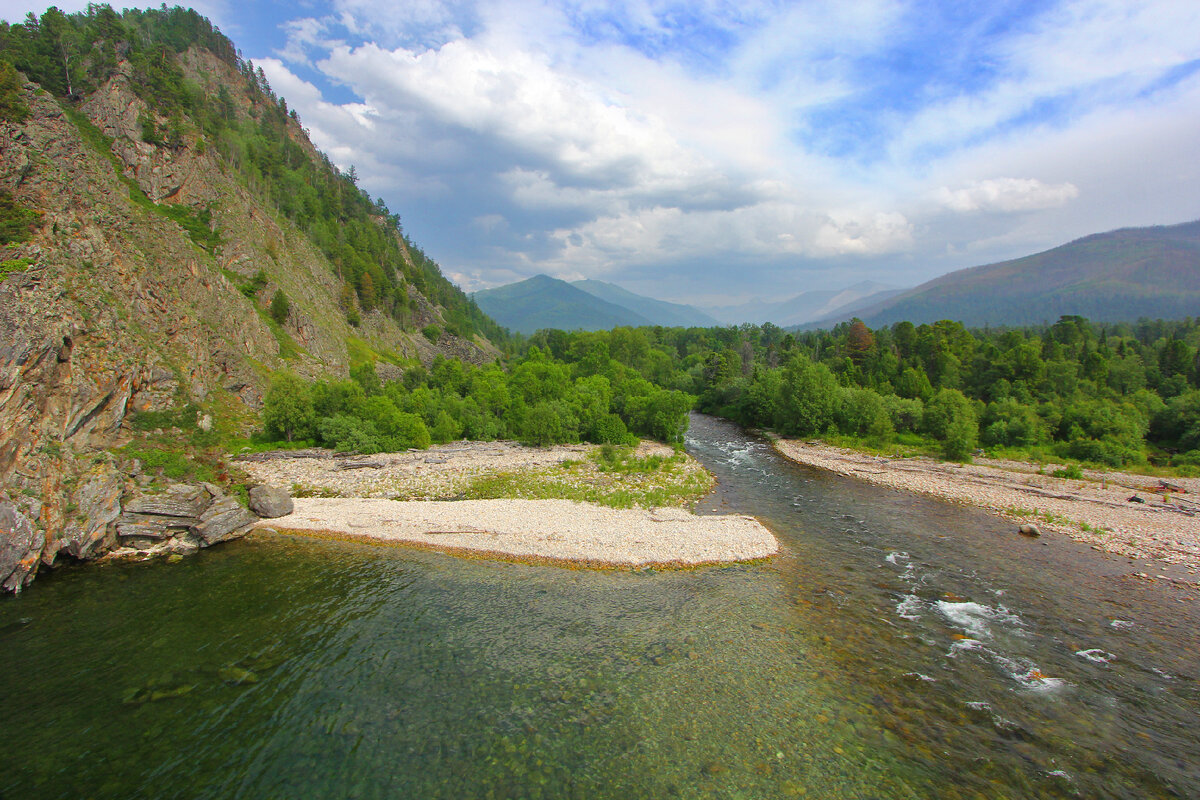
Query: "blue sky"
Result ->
[[5, 0, 1200, 305]]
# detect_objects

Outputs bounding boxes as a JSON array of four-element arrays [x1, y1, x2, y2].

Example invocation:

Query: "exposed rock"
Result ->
[[192, 496, 257, 545], [248, 485, 293, 518], [1018, 523, 1041, 537], [51, 462, 124, 562], [124, 484, 209, 518], [0, 501, 43, 593]]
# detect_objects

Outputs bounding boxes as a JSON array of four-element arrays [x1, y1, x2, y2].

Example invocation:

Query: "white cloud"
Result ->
[[936, 178, 1080, 213]]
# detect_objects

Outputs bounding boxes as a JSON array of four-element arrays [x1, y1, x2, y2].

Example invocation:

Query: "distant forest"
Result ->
[[0, 6, 503, 341]]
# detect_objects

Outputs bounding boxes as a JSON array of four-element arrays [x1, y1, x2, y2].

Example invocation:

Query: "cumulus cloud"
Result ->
[[936, 178, 1080, 213], [248, 0, 1200, 301]]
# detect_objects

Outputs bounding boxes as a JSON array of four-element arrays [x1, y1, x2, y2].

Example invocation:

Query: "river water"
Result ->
[[1, 414, 1198, 798]]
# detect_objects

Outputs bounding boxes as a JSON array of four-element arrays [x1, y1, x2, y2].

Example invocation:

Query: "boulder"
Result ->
[[248, 485, 293, 518], [1018, 523, 1041, 537], [125, 484, 209, 518], [191, 496, 256, 545]]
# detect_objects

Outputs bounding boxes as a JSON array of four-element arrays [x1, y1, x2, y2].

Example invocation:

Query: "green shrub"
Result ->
[[0, 61, 29, 123], [422, 324, 441, 343], [269, 289, 289, 324]]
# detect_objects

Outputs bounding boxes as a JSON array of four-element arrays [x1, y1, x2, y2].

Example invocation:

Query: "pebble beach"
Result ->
[[773, 438, 1200, 574]]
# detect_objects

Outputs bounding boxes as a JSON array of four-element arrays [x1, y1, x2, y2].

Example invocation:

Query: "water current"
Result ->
[[1, 413, 1198, 798]]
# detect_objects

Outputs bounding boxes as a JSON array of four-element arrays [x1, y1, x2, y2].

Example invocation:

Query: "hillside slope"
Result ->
[[474, 275, 653, 334], [810, 221, 1200, 328], [0, 8, 501, 591]]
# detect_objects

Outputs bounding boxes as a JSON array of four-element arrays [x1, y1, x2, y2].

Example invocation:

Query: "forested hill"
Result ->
[[810, 220, 1200, 329], [0, 6, 503, 589], [474, 274, 655, 333]]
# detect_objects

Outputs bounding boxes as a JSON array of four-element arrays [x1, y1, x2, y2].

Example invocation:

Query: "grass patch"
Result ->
[[460, 451, 713, 509], [0, 257, 34, 277], [346, 336, 380, 369]]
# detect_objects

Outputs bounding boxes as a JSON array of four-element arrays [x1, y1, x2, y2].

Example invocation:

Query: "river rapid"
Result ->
[[1, 413, 1198, 798]]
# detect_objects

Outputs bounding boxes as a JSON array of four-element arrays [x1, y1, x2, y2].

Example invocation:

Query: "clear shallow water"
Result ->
[[1, 414, 1198, 799]]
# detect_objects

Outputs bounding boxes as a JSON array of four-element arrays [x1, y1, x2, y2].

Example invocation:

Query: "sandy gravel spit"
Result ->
[[774, 439, 1200, 575], [257, 498, 778, 568]]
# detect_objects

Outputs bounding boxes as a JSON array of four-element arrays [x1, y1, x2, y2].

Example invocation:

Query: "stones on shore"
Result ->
[[1018, 523, 1041, 537], [248, 485, 294, 518]]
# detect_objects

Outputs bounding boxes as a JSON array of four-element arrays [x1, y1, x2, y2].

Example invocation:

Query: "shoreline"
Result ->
[[772, 438, 1200, 575], [256, 497, 778, 568]]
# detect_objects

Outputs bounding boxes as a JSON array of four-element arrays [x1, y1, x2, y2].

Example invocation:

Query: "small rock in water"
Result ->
[[1018, 523, 1040, 537]]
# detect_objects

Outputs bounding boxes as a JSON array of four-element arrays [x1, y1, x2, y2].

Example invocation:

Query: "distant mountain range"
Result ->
[[472, 275, 717, 334], [705, 281, 902, 327], [803, 219, 1200, 329]]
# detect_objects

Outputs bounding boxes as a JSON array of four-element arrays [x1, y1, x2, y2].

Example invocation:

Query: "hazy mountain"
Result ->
[[804, 220, 1200, 329], [706, 281, 900, 326], [570, 280, 719, 328], [473, 275, 652, 334]]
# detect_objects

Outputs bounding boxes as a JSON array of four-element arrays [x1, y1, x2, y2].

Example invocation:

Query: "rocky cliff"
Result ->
[[0, 14, 501, 591]]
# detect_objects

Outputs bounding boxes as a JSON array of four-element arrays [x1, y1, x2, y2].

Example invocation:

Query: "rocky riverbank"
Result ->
[[774, 438, 1200, 574]]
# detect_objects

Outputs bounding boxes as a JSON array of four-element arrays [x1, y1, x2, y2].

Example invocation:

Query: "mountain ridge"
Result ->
[[801, 220, 1200, 329]]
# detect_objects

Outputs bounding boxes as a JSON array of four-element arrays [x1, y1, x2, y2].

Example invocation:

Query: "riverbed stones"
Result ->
[[248, 485, 293, 518]]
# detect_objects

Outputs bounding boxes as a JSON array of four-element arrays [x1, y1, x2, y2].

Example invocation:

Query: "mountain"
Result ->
[[473, 275, 652, 334], [805, 220, 1200, 329], [570, 280, 719, 328], [706, 281, 900, 326], [0, 8, 502, 591]]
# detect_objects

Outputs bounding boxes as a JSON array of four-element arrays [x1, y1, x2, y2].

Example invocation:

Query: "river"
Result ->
[[1, 414, 1197, 798]]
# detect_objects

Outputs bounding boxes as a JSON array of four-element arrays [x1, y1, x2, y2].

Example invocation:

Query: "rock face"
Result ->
[[0, 44, 499, 591], [248, 485, 293, 518], [0, 501, 43, 593]]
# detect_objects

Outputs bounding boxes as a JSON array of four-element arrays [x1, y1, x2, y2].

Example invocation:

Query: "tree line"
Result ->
[[262, 347, 692, 452]]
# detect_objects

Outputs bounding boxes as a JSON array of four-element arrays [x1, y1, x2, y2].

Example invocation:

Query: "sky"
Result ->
[[5, 1, 1200, 306]]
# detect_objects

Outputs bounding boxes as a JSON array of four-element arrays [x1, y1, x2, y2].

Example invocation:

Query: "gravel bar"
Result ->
[[774, 438, 1200, 575], [257, 498, 778, 567]]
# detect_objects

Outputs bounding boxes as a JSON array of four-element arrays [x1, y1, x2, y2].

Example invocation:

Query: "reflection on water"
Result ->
[[0, 413, 1197, 799]]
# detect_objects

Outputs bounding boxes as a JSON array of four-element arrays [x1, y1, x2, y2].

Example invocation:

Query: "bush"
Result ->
[[422, 324, 441, 343], [269, 289, 289, 324]]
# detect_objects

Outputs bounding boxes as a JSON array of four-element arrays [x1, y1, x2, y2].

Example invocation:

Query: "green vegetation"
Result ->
[[258, 346, 693, 453], [0, 257, 33, 277], [461, 448, 712, 509], [0, 191, 40, 246], [269, 289, 289, 324], [0, 59, 30, 122]]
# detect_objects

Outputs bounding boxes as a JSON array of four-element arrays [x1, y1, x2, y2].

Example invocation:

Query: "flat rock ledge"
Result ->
[[257, 498, 778, 568]]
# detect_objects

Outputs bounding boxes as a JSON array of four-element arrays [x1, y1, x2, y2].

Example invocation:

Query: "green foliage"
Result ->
[[0, 60, 29, 122], [262, 371, 313, 442], [269, 289, 289, 324], [0, 257, 34, 277], [422, 324, 441, 343], [0, 192, 40, 246]]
